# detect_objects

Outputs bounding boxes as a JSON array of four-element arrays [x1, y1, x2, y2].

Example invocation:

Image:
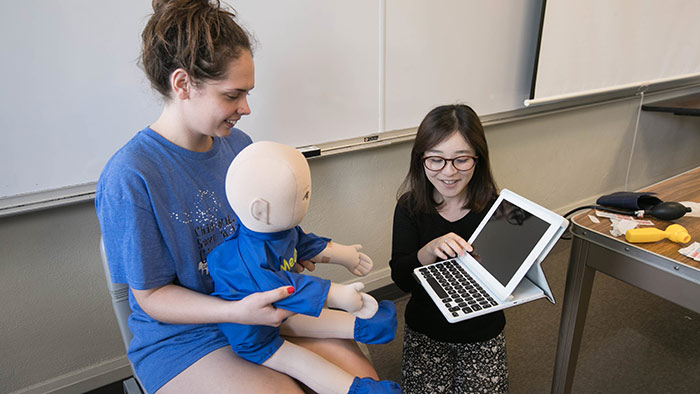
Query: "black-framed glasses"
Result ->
[[422, 155, 478, 172]]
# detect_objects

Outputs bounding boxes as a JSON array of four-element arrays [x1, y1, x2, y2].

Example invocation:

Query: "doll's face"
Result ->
[[226, 141, 311, 232], [291, 181, 311, 228]]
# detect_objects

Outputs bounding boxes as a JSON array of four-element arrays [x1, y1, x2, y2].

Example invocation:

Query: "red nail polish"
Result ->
[[287, 287, 295, 294]]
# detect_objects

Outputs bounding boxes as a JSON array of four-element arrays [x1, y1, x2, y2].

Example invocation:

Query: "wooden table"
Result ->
[[551, 166, 700, 394], [641, 92, 700, 116]]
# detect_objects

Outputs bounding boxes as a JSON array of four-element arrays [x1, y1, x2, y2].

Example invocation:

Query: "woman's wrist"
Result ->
[[416, 245, 434, 266], [212, 296, 241, 324]]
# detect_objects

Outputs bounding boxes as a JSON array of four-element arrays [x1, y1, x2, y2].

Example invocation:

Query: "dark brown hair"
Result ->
[[398, 104, 498, 214], [140, 0, 253, 98]]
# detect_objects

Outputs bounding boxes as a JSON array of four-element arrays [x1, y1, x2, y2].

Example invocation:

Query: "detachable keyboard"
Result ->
[[416, 259, 499, 319]]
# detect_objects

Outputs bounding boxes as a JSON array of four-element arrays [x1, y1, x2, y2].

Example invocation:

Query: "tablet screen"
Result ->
[[470, 199, 551, 286]]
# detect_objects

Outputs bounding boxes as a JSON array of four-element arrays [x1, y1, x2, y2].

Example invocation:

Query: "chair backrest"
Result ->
[[100, 237, 146, 393], [100, 237, 134, 350]]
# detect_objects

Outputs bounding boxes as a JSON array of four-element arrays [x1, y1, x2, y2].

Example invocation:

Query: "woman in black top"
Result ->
[[390, 104, 508, 393]]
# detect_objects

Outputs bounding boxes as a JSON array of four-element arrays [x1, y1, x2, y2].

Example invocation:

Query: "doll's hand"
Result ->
[[325, 282, 378, 319], [352, 290, 379, 319], [344, 282, 378, 319], [418, 232, 472, 265], [343, 245, 373, 276], [311, 242, 374, 276]]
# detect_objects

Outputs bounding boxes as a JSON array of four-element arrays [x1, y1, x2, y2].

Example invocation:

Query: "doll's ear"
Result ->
[[250, 198, 270, 225]]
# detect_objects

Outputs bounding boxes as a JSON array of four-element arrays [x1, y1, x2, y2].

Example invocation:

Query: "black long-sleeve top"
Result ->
[[389, 197, 505, 343]]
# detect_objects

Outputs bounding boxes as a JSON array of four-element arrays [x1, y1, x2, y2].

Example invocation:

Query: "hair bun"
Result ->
[[151, 0, 167, 13], [152, 0, 213, 13]]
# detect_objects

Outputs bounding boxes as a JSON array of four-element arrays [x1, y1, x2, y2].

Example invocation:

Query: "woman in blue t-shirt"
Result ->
[[95, 1, 378, 392]]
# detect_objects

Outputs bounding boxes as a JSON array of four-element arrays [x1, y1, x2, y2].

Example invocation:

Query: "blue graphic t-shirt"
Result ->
[[208, 224, 331, 364], [96, 126, 273, 393]]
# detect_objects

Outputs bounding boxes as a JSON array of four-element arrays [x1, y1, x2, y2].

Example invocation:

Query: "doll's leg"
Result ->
[[286, 336, 379, 380], [264, 340, 401, 394], [281, 309, 362, 389], [280, 310, 378, 379], [156, 346, 304, 394], [263, 340, 356, 394]]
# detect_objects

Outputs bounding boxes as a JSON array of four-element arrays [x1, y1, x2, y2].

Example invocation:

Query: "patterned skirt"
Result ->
[[401, 324, 509, 394]]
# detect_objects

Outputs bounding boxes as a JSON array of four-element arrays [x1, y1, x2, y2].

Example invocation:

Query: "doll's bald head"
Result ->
[[225, 141, 311, 233]]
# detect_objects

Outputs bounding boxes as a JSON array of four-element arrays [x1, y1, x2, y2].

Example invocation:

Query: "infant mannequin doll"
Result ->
[[207, 141, 400, 394]]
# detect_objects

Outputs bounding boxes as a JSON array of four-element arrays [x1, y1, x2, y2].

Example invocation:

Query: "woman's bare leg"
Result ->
[[156, 346, 304, 394]]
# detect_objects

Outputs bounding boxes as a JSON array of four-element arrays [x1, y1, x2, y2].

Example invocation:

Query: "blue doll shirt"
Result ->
[[208, 223, 331, 364]]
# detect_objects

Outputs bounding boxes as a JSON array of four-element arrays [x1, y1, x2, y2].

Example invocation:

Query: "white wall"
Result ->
[[2, 87, 699, 393]]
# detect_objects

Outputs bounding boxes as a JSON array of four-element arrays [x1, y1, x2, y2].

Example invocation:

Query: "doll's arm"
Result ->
[[280, 308, 355, 339], [325, 282, 378, 319], [310, 242, 373, 276]]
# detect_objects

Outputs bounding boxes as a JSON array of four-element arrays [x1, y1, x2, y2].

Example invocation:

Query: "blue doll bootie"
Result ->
[[348, 377, 402, 394], [353, 300, 397, 344]]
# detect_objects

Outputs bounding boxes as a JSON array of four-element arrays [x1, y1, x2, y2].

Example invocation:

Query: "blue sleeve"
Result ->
[[294, 226, 330, 260], [271, 271, 331, 317], [239, 262, 330, 317], [96, 189, 176, 290]]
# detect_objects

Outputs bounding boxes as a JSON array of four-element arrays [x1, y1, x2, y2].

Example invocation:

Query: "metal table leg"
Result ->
[[551, 235, 596, 394]]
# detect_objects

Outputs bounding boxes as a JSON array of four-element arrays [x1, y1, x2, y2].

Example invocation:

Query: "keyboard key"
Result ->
[[425, 276, 448, 299]]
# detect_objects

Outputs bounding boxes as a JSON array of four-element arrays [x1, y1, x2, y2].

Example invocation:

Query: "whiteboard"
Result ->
[[0, 0, 542, 201], [233, 1, 380, 147], [0, 0, 157, 201], [530, 0, 700, 104], [385, 0, 541, 131]]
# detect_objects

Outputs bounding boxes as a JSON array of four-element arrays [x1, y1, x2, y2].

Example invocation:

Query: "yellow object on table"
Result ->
[[625, 224, 691, 244]]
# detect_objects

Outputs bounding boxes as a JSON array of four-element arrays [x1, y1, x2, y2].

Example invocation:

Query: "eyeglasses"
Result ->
[[422, 155, 478, 172]]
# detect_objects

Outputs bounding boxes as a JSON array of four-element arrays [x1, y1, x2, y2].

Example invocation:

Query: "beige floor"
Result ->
[[367, 238, 700, 393]]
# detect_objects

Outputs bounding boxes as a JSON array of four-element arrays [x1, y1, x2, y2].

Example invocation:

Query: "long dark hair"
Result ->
[[398, 104, 498, 214], [140, 0, 253, 98]]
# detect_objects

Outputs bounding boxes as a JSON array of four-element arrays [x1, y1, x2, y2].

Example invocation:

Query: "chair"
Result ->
[[99, 237, 146, 394]]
